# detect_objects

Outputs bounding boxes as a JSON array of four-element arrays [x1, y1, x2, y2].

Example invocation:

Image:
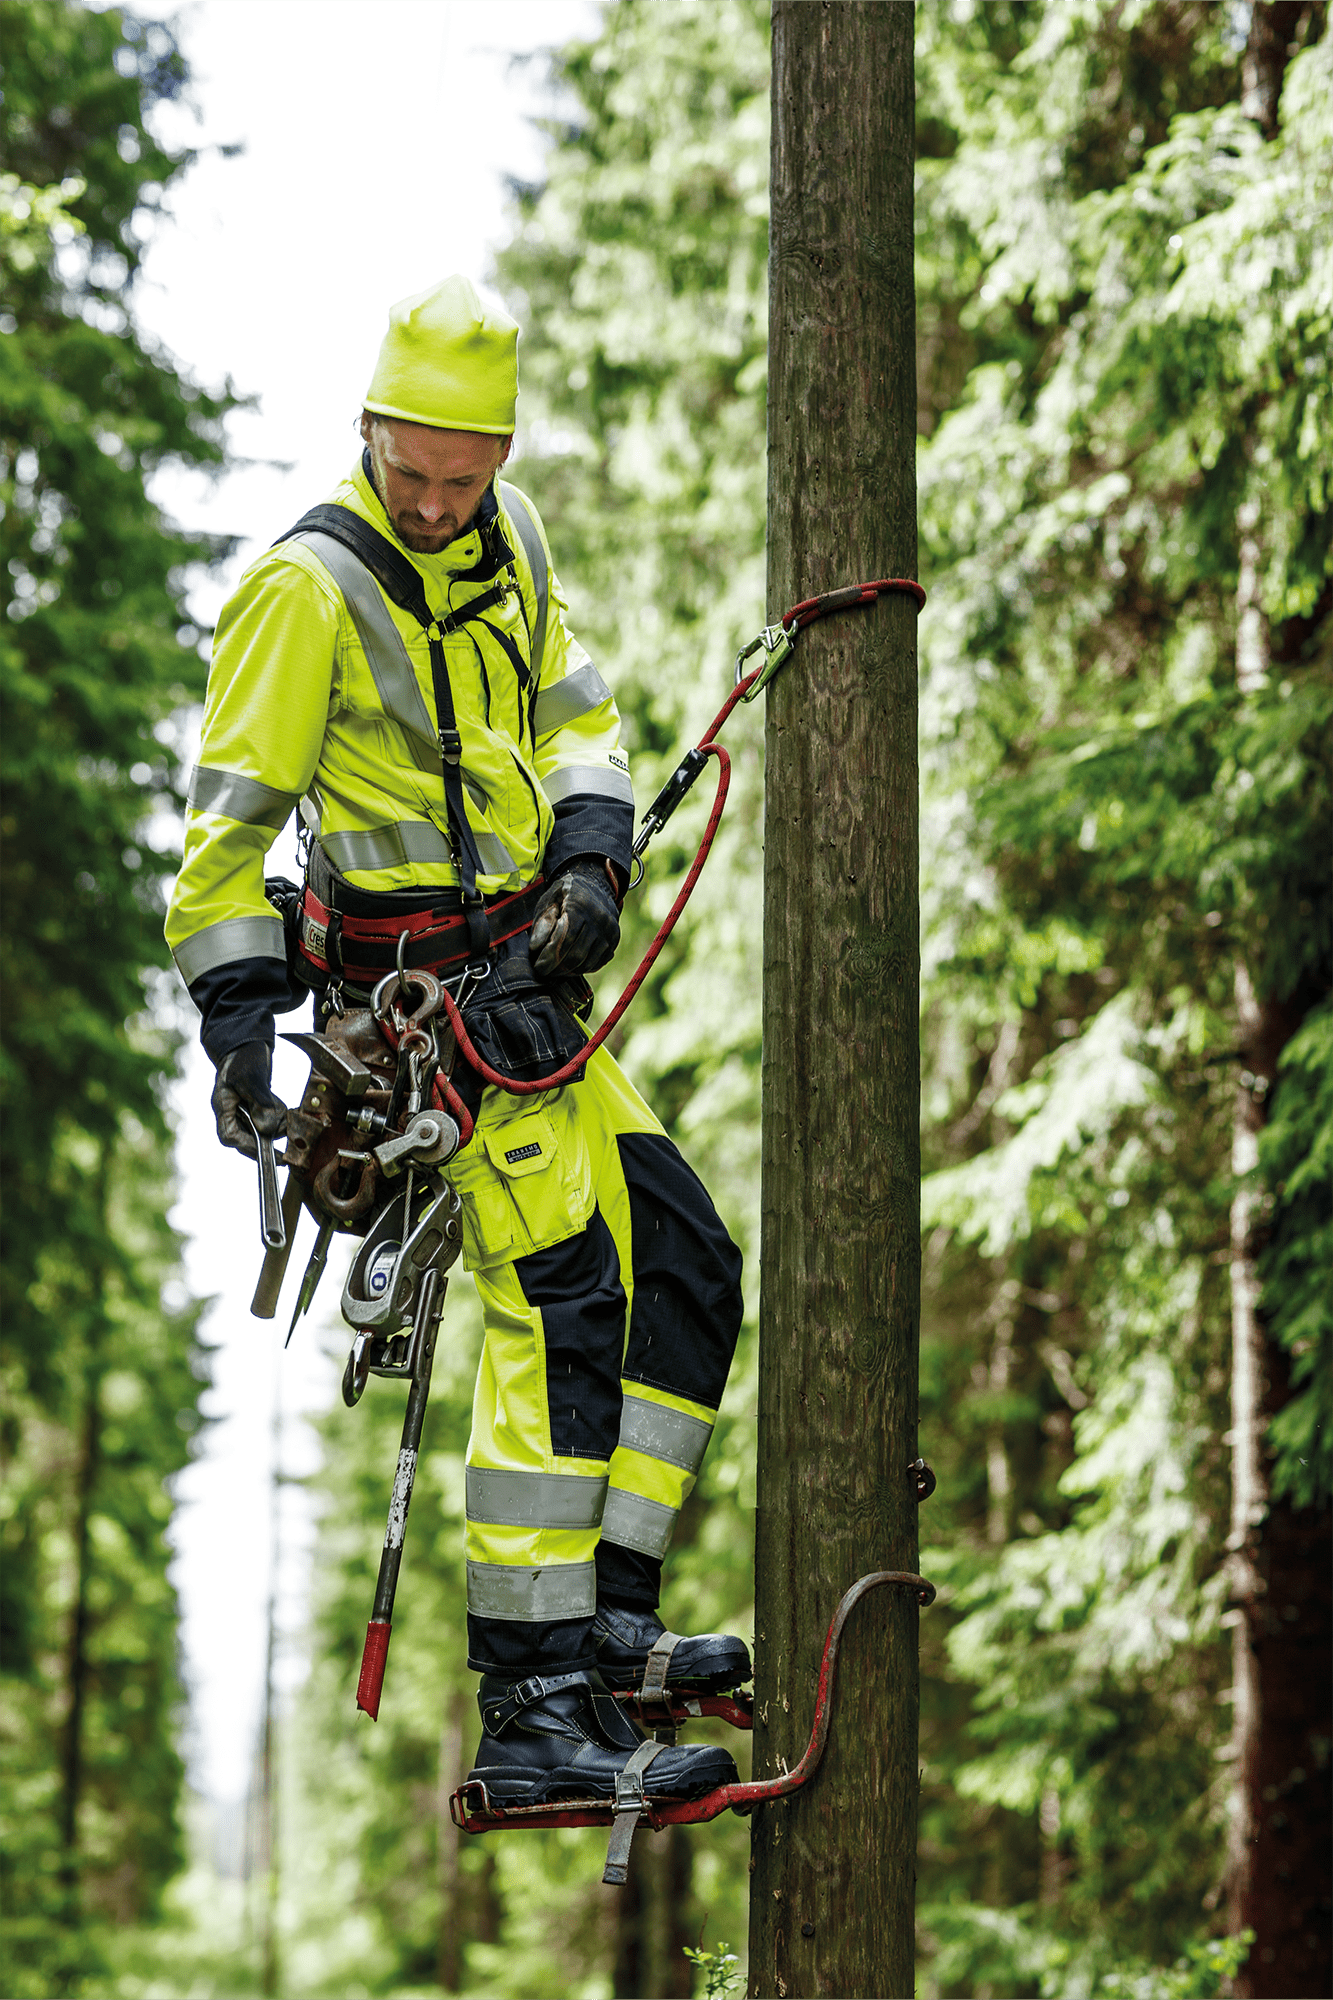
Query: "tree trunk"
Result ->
[[612, 1821, 693, 1997], [437, 1687, 466, 1991], [1224, 243, 1332, 1984], [1225, 968, 1332, 1999], [750, 7, 920, 1997], [985, 1299, 1017, 1547], [612, 1841, 645, 1997], [259, 1367, 281, 2000], [1239, 1, 1306, 133], [58, 1163, 111, 1946], [59, 1345, 102, 1909], [663, 1823, 695, 1999]]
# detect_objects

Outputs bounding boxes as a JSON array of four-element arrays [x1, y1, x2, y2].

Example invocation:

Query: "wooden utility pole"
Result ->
[[749, 7, 920, 1999]]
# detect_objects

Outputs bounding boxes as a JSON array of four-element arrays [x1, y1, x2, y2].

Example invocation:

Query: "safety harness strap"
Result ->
[[297, 877, 547, 988], [426, 625, 491, 959], [499, 482, 549, 679], [277, 501, 530, 960]]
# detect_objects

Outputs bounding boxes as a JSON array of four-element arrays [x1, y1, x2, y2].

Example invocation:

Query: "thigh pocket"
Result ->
[[448, 1092, 594, 1272]]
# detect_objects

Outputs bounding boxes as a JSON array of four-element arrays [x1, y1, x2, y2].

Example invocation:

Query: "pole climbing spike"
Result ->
[[450, 1567, 936, 1887]]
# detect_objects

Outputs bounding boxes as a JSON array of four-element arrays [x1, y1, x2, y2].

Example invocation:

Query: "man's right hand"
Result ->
[[211, 1041, 288, 1159]]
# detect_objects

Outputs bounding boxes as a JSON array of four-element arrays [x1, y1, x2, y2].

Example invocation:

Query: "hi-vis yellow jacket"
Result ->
[[165, 456, 633, 1057]]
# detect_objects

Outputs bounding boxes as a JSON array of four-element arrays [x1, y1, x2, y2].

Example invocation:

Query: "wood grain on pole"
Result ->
[[749, 5, 919, 1996]]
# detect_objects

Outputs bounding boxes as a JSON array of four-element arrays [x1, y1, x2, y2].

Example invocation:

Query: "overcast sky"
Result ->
[[137, 0, 599, 1807]]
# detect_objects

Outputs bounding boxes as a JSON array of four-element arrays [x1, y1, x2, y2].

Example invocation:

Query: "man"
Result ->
[[167, 277, 748, 1805]]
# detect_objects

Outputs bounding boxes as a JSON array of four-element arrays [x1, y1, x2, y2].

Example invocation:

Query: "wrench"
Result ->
[[240, 1110, 287, 1253]]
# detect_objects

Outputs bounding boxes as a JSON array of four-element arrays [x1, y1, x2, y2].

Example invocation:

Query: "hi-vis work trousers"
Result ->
[[446, 1048, 744, 1675]]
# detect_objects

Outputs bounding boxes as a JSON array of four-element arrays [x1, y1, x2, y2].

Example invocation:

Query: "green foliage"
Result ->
[[912, 3, 1330, 1992], [682, 1936, 743, 2000], [1101, 1926, 1254, 1999], [1257, 999, 1333, 1507], [0, 4, 229, 1988]]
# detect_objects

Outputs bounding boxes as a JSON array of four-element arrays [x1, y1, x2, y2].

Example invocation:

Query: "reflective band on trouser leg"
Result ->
[[600, 1387, 716, 1563], [465, 1558, 598, 1622], [618, 1392, 713, 1472], [599, 1486, 677, 1560], [466, 1466, 608, 1531]]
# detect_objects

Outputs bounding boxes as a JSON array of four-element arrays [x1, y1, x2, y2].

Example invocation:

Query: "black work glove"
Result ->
[[211, 1040, 288, 1159], [529, 858, 622, 977]]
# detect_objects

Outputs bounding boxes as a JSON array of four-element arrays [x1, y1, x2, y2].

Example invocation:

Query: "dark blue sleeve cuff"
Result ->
[[542, 797, 634, 880], [189, 957, 312, 1066]]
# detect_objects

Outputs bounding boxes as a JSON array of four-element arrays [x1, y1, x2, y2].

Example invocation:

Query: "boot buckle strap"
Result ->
[[603, 1740, 667, 1887], [638, 1630, 684, 1704], [612, 1738, 666, 1814], [483, 1669, 584, 1736]]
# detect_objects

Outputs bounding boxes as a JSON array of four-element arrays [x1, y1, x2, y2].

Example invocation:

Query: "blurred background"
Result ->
[[2, 2, 1328, 1996]]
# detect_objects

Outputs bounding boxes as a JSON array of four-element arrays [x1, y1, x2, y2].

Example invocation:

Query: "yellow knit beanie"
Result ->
[[364, 276, 518, 433]]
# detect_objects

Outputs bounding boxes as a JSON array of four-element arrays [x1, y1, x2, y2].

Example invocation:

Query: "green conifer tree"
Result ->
[[1, 6, 236, 1989]]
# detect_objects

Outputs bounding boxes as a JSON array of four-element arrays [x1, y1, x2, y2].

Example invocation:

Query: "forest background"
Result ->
[[1, 3, 1328, 1999]]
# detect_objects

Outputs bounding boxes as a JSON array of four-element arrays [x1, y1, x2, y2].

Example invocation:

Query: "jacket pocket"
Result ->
[[447, 1094, 594, 1273]]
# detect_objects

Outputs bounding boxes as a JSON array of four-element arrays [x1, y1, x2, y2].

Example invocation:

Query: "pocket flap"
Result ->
[[483, 1111, 558, 1179]]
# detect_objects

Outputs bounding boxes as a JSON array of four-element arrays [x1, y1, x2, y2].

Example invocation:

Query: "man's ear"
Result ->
[[499, 434, 514, 467], [358, 410, 374, 443]]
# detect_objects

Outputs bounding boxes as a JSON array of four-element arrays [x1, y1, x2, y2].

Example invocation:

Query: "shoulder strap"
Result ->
[[274, 502, 495, 961], [279, 504, 433, 628], [499, 482, 549, 679]]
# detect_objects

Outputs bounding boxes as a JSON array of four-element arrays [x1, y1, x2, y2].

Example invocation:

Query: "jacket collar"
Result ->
[[353, 447, 504, 580]]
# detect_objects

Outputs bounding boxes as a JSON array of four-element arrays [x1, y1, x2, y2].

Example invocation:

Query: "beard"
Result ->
[[394, 516, 461, 552]]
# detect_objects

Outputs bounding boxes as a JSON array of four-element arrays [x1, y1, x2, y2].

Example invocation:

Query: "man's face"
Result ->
[[360, 415, 511, 553]]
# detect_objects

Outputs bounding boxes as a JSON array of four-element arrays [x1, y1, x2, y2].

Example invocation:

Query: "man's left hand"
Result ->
[[530, 858, 622, 976]]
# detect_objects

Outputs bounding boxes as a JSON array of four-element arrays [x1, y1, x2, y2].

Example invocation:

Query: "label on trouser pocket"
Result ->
[[447, 1095, 594, 1270]]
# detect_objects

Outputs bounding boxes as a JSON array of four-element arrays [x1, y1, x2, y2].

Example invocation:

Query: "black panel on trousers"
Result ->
[[515, 1207, 627, 1461], [466, 1612, 596, 1678], [616, 1132, 744, 1408], [595, 1539, 663, 1610]]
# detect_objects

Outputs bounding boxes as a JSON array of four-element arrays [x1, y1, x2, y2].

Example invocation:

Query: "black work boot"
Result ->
[[592, 1601, 752, 1695], [468, 1667, 737, 1807]]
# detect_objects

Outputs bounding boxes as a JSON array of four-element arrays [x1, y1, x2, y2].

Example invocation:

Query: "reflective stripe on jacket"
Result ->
[[165, 459, 633, 996]]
